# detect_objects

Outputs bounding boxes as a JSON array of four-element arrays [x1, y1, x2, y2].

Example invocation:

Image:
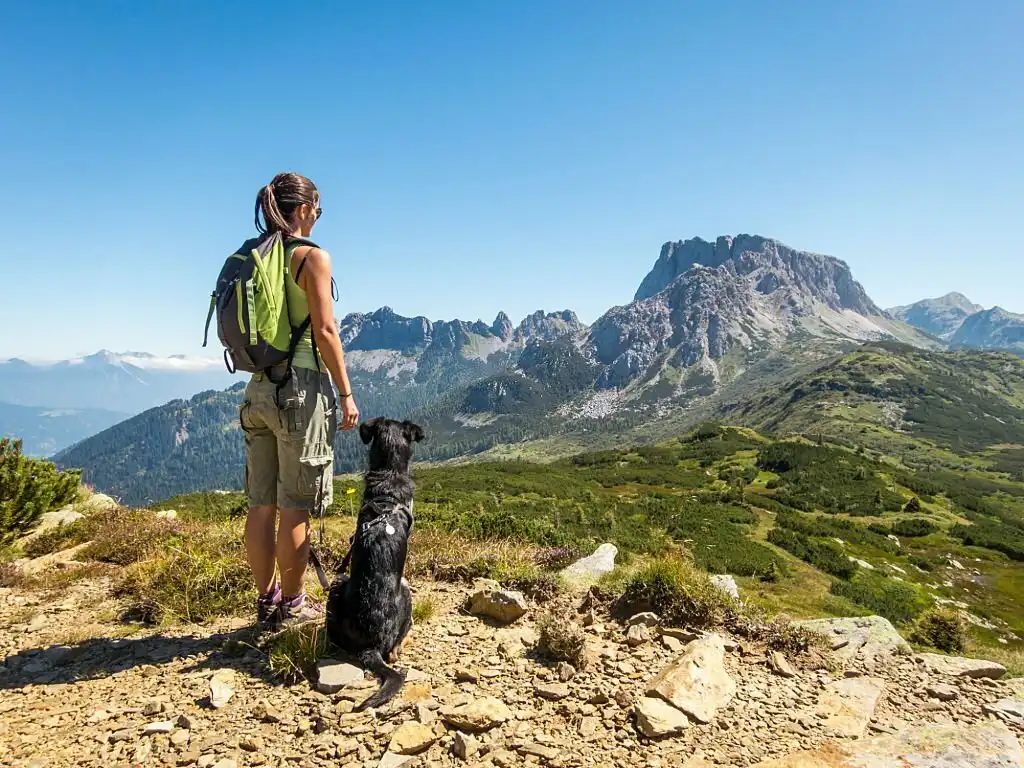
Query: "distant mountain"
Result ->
[[887, 292, 983, 339], [0, 351, 234, 413], [0, 402, 128, 457], [55, 308, 584, 504], [950, 307, 1024, 354]]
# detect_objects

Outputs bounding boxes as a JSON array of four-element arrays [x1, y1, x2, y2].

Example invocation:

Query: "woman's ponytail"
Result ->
[[254, 173, 318, 235]]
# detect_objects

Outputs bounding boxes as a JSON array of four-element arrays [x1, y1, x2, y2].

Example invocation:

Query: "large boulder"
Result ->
[[560, 543, 618, 588], [915, 653, 1007, 680], [794, 616, 910, 662], [709, 575, 740, 601], [752, 721, 1023, 767], [20, 505, 84, 541], [645, 633, 735, 724]]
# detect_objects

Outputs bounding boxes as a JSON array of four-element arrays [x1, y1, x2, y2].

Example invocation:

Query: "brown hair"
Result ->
[[254, 172, 318, 235]]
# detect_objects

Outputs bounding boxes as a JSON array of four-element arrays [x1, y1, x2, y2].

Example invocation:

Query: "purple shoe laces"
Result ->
[[258, 583, 282, 606]]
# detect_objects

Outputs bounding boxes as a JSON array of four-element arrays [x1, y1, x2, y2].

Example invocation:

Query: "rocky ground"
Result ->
[[2, 565, 1023, 767]]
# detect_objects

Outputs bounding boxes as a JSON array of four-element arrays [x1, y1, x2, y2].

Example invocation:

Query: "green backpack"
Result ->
[[203, 232, 320, 375]]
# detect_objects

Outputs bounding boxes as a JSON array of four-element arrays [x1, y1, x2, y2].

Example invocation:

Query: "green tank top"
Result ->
[[285, 242, 321, 371]]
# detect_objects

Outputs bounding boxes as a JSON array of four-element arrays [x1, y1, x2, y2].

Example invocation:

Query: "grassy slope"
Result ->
[[151, 423, 1024, 671]]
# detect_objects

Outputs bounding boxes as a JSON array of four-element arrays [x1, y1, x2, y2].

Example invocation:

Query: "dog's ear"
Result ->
[[359, 418, 380, 445], [402, 421, 426, 443]]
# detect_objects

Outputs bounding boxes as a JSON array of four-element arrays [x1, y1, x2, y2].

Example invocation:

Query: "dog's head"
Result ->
[[359, 418, 426, 472]]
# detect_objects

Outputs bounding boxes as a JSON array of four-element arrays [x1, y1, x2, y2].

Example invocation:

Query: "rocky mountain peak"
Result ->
[[515, 310, 586, 342], [492, 312, 514, 341], [887, 293, 984, 339], [634, 234, 879, 316]]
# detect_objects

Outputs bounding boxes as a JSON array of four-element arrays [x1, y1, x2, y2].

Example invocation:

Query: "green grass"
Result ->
[[412, 596, 437, 624], [36, 416, 1021, 668]]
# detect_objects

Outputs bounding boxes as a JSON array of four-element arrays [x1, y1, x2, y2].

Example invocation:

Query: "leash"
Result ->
[[308, 463, 333, 591]]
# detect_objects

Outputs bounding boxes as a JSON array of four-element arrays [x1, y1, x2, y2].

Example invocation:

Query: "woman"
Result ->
[[240, 171, 360, 628]]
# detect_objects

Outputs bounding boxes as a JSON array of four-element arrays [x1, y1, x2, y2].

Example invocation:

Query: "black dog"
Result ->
[[326, 417, 425, 711]]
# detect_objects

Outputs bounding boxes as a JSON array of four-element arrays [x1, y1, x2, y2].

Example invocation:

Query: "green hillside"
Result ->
[[156, 423, 1024, 669], [55, 341, 1024, 508]]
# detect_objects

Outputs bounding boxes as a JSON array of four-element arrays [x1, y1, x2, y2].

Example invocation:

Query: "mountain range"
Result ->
[[36, 234, 1024, 503], [0, 351, 234, 414], [888, 293, 1024, 352]]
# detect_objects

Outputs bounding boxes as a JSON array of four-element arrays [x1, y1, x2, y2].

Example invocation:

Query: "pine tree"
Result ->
[[0, 438, 81, 544]]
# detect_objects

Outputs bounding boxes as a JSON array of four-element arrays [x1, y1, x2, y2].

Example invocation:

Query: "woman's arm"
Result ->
[[299, 246, 359, 430]]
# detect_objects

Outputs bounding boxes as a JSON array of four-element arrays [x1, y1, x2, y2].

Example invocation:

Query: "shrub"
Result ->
[[829, 573, 931, 624], [767, 527, 857, 580], [620, 556, 737, 629], [83, 507, 182, 566], [22, 519, 91, 558], [0, 438, 80, 544], [909, 554, 935, 572], [891, 518, 939, 538], [536, 611, 588, 669], [909, 607, 968, 653]]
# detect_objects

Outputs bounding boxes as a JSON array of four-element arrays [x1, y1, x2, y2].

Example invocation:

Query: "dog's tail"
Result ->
[[353, 650, 406, 711]]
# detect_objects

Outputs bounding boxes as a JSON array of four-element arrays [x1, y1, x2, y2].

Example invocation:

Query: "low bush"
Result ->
[[265, 622, 328, 684], [829, 573, 931, 624], [620, 555, 737, 629], [909, 607, 968, 653], [909, 554, 936, 572], [891, 518, 939, 537], [22, 519, 91, 558], [412, 596, 437, 624], [83, 507, 183, 566], [767, 527, 857, 579]]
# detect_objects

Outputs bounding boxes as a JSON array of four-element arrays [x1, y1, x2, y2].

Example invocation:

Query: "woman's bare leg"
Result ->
[[245, 505, 278, 596], [277, 507, 311, 598]]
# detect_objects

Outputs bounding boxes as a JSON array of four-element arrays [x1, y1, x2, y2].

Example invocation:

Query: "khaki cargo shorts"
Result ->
[[240, 365, 336, 512]]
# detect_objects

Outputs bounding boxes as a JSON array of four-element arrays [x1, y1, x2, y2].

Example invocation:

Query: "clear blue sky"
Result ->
[[1, 1, 1021, 359]]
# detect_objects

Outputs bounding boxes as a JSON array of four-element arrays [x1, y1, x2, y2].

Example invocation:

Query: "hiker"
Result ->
[[217, 172, 359, 628]]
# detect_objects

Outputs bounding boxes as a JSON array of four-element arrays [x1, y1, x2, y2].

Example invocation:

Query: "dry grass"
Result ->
[[536, 611, 588, 669], [115, 522, 252, 625], [15, 562, 116, 593]]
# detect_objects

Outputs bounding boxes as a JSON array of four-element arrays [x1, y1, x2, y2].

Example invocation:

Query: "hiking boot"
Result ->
[[275, 593, 323, 629], [256, 584, 282, 628]]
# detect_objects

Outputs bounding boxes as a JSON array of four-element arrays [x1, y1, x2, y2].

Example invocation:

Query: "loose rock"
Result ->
[[635, 696, 691, 739], [442, 696, 512, 733], [467, 579, 528, 624], [646, 633, 736, 724], [316, 658, 365, 694], [389, 721, 437, 755], [916, 653, 1007, 680]]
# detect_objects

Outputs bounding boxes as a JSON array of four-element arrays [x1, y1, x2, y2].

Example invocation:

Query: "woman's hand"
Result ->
[[340, 394, 360, 431]]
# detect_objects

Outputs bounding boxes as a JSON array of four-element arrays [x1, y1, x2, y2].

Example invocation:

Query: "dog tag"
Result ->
[[385, 524, 395, 535]]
